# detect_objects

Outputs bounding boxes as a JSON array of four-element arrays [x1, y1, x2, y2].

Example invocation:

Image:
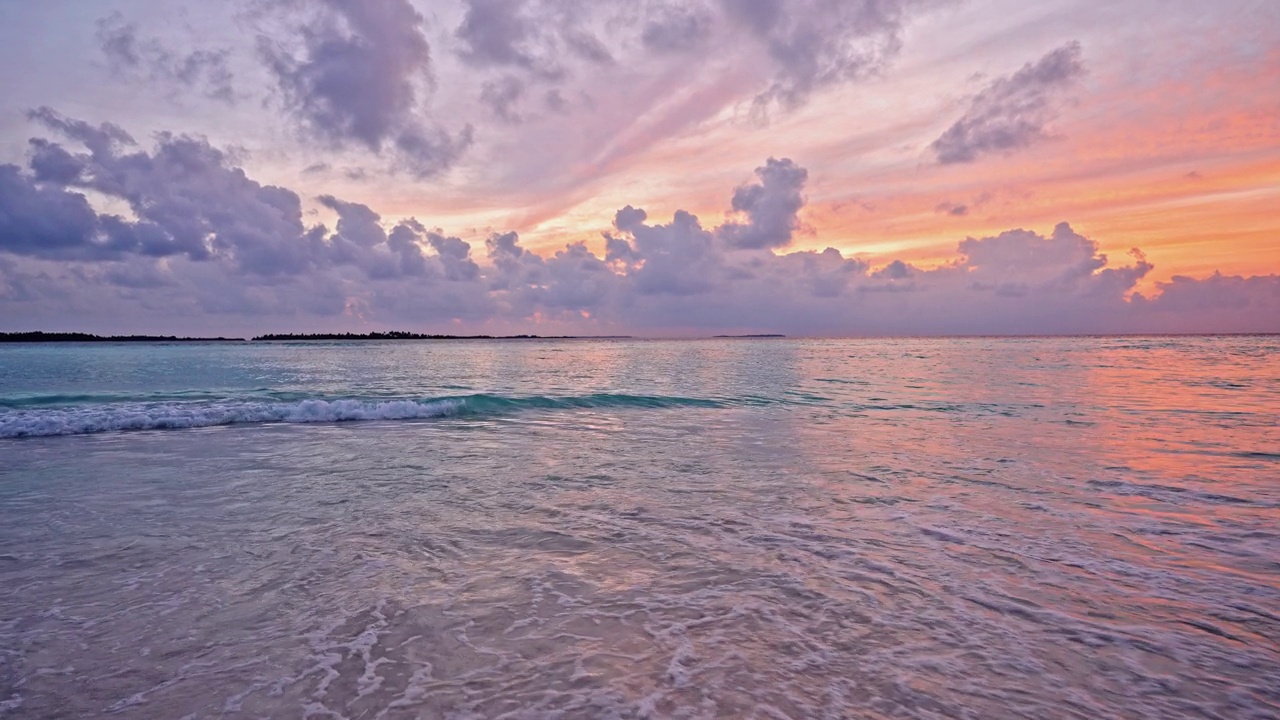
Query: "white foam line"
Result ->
[[0, 398, 464, 438]]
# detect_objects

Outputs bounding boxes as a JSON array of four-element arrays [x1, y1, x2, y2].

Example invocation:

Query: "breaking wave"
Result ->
[[0, 393, 723, 438]]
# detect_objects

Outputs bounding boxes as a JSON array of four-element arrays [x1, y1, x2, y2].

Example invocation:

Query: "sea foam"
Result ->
[[0, 393, 722, 438], [0, 398, 464, 438]]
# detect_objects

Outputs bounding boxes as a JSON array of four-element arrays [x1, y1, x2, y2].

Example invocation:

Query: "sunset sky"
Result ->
[[1, 0, 1277, 335]]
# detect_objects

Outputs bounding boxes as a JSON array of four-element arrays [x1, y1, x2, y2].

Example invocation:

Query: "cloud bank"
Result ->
[[2, 112, 1276, 336]]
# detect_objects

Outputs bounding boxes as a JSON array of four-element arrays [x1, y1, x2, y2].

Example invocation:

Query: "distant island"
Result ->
[[1, 330, 636, 342], [713, 334, 786, 338], [0, 331, 245, 343], [252, 332, 635, 341]]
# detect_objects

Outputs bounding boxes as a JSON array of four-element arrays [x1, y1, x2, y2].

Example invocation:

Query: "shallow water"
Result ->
[[1, 337, 1278, 718]]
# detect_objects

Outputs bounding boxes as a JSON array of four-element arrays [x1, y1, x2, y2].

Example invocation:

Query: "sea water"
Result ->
[[0, 337, 1277, 719]]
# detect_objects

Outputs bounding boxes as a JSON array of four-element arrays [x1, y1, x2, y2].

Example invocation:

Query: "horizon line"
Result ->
[[3, 330, 1279, 344]]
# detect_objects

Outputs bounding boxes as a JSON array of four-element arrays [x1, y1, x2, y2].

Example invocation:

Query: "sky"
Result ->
[[0, 0, 1277, 337]]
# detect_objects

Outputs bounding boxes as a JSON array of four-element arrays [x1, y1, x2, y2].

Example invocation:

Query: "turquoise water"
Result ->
[[1, 337, 1278, 718]]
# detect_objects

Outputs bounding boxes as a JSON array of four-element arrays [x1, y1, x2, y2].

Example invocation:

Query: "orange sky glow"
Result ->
[[0, 0, 1276, 334]]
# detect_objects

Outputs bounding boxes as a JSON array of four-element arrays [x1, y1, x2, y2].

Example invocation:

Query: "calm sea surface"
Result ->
[[0, 337, 1277, 719]]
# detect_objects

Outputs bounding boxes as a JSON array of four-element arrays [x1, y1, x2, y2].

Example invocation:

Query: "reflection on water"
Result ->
[[0, 336, 1277, 718]]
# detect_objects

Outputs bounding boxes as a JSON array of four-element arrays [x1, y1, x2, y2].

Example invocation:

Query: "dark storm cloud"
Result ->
[[96, 13, 236, 103], [261, 0, 472, 178], [717, 157, 808, 249], [932, 42, 1085, 164]]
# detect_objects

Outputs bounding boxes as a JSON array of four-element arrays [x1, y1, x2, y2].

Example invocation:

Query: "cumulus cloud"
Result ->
[[261, 0, 472, 178], [717, 157, 808, 249], [1130, 272, 1280, 333], [483, 230, 614, 313], [24, 108, 314, 273], [455, 0, 613, 75], [318, 195, 419, 278], [0, 165, 103, 261], [932, 42, 1085, 164], [10, 110, 473, 283], [96, 13, 236, 103], [427, 230, 482, 282], [607, 207, 722, 295], [315, 196, 484, 282], [3, 118, 1276, 336]]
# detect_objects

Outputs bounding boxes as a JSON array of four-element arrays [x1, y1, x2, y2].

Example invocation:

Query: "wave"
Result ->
[[0, 393, 722, 439], [0, 389, 292, 408]]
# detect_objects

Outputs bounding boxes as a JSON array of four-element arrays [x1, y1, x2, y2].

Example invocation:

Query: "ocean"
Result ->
[[0, 336, 1277, 719]]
